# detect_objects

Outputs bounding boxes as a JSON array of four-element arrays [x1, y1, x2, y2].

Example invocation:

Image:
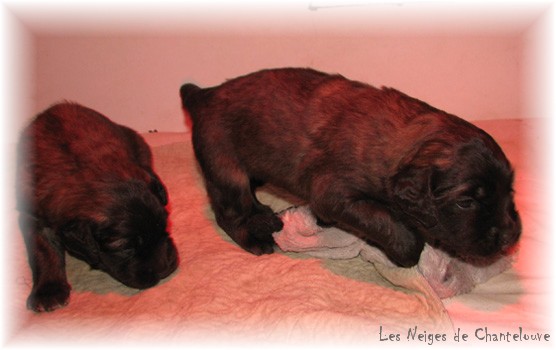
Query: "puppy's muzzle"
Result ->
[[109, 238, 179, 290], [490, 211, 521, 253]]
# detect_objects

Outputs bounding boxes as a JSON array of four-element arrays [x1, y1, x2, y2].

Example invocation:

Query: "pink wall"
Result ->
[[5, 2, 549, 136], [34, 33, 523, 133]]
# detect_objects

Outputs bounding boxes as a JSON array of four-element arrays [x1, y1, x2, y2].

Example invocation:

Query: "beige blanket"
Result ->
[[8, 137, 453, 346]]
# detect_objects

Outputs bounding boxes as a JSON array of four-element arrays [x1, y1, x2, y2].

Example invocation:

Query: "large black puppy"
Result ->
[[17, 102, 179, 312], [180, 68, 521, 268]]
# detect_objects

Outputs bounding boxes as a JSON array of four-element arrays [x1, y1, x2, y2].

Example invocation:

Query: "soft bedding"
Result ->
[[4, 118, 551, 346]]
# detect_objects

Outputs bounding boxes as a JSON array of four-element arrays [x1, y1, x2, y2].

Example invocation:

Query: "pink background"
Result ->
[[3, 2, 553, 141]]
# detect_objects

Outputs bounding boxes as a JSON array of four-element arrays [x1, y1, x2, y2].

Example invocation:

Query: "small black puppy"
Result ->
[[17, 102, 179, 312], [180, 68, 521, 267]]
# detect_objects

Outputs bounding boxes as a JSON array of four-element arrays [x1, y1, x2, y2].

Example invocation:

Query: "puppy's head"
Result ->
[[60, 180, 179, 289], [392, 129, 521, 261]]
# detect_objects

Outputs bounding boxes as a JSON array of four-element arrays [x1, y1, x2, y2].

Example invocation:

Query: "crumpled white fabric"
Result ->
[[273, 206, 514, 299]]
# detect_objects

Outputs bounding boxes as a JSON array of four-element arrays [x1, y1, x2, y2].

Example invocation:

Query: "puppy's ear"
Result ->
[[59, 220, 100, 267], [392, 139, 454, 227], [392, 165, 438, 228], [146, 170, 168, 205]]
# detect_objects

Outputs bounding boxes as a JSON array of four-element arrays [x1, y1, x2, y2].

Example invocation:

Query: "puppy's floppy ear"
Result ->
[[392, 165, 438, 228], [391, 140, 453, 228], [59, 220, 100, 267], [146, 170, 168, 205]]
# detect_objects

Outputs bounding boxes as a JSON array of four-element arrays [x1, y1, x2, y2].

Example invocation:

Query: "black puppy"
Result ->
[[17, 102, 179, 312], [180, 68, 521, 267]]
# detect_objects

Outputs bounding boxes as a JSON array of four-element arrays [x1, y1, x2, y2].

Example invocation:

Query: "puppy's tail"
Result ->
[[179, 83, 203, 110]]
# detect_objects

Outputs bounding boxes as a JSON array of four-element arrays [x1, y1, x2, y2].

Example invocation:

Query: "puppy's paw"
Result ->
[[386, 222, 424, 268], [243, 212, 283, 255], [244, 233, 275, 256], [27, 282, 71, 312]]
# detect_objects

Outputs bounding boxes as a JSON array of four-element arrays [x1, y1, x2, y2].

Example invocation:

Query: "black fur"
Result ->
[[17, 102, 179, 312], [180, 67, 521, 267]]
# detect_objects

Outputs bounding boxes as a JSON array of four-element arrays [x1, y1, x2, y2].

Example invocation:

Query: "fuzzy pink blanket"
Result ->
[[8, 136, 452, 346], [6, 118, 550, 345]]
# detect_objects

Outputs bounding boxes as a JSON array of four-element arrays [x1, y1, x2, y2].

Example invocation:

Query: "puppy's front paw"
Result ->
[[27, 282, 71, 312], [386, 222, 424, 268], [242, 212, 283, 255]]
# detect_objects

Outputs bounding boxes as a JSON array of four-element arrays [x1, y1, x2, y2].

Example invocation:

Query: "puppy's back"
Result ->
[[17, 102, 150, 218], [24, 103, 145, 173]]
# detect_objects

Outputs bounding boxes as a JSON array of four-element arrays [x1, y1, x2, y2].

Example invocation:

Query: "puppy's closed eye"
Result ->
[[105, 238, 129, 250], [455, 186, 488, 210], [455, 198, 476, 210]]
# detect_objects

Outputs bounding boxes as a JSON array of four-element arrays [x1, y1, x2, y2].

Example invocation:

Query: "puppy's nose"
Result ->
[[497, 201, 521, 244], [501, 228, 520, 250], [489, 220, 520, 253], [499, 220, 521, 251]]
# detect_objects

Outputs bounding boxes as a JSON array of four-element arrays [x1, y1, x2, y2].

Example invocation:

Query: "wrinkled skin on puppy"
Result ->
[[180, 67, 520, 268]]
